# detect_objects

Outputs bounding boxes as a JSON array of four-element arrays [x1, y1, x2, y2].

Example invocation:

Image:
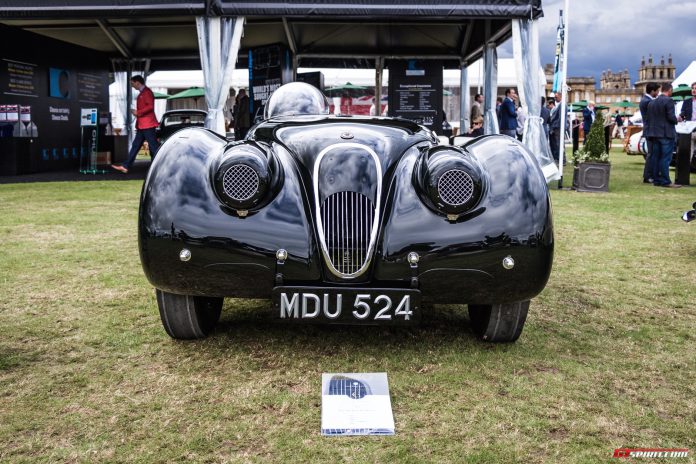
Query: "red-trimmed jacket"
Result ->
[[135, 86, 159, 130]]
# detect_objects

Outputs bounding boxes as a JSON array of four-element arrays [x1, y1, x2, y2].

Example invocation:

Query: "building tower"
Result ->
[[636, 54, 675, 88]]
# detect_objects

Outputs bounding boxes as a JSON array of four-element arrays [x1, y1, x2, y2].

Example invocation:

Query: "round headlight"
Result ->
[[416, 146, 484, 217], [212, 143, 275, 211]]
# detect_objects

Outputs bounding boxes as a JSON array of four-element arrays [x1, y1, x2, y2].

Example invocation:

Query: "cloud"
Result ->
[[534, 0, 695, 83]]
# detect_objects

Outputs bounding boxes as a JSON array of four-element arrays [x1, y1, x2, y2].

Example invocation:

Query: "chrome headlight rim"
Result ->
[[416, 146, 485, 216], [212, 142, 279, 212]]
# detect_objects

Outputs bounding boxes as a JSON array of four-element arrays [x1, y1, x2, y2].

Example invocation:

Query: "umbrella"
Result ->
[[153, 91, 170, 99], [325, 82, 371, 98], [443, 89, 453, 96], [595, 105, 609, 110], [672, 84, 691, 98], [672, 95, 684, 102], [612, 100, 637, 108], [168, 87, 206, 100]]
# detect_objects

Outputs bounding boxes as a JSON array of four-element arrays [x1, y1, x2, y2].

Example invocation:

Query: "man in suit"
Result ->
[[644, 83, 680, 188], [640, 83, 661, 183], [678, 82, 696, 161], [234, 89, 250, 140], [471, 93, 483, 120], [548, 93, 565, 163], [581, 102, 595, 145], [499, 88, 518, 138], [540, 96, 551, 141]]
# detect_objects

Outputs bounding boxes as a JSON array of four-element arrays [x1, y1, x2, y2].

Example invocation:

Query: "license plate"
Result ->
[[272, 287, 421, 325]]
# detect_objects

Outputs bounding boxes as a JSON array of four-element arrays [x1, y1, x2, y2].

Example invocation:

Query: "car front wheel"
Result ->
[[468, 300, 530, 343], [155, 289, 223, 339]]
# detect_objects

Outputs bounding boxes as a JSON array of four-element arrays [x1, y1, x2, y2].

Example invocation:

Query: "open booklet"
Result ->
[[321, 372, 395, 436]]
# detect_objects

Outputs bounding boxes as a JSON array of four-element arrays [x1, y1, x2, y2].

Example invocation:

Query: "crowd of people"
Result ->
[[462, 80, 692, 188]]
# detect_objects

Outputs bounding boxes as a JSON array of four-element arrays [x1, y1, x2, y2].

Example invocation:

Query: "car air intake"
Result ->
[[320, 191, 374, 276], [222, 164, 259, 201], [437, 169, 474, 207]]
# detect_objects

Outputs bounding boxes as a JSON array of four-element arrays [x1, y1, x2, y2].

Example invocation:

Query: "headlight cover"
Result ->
[[212, 142, 281, 214], [414, 146, 485, 219]]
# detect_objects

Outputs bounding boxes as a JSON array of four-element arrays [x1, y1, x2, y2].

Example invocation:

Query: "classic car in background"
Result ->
[[139, 83, 554, 343], [156, 109, 207, 141]]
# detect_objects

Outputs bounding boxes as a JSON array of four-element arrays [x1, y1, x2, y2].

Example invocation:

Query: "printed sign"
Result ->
[[80, 108, 97, 126], [321, 373, 395, 436]]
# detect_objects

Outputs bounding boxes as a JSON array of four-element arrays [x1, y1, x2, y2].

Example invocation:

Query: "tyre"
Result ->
[[156, 289, 223, 339], [468, 300, 530, 343]]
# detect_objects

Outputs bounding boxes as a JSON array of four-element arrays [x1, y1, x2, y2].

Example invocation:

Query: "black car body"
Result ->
[[156, 109, 207, 141], [139, 83, 553, 342]]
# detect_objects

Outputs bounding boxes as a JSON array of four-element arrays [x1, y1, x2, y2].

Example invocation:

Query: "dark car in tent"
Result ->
[[156, 109, 207, 141], [139, 83, 554, 343]]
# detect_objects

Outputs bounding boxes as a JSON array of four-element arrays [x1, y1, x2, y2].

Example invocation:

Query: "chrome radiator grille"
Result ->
[[320, 191, 374, 276]]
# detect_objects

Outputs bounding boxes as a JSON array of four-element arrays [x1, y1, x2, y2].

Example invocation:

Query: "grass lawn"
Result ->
[[0, 148, 694, 463]]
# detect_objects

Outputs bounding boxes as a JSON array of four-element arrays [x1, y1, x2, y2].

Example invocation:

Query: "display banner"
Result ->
[[248, 44, 293, 122], [1, 58, 39, 98], [387, 60, 443, 133], [552, 11, 565, 94]]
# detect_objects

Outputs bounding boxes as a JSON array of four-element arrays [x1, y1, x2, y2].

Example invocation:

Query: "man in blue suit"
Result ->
[[645, 83, 679, 188], [582, 102, 596, 145], [678, 82, 696, 162], [640, 83, 660, 183], [499, 88, 518, 138]]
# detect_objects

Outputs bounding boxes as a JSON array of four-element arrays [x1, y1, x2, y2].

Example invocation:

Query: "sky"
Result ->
[[499, 0, 696, 84]]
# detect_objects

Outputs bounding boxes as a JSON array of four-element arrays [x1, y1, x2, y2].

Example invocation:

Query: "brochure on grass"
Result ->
[[321, 372, 395, 436]]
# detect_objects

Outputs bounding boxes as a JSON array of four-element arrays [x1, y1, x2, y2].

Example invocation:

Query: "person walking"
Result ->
[[111, 75, 160, 174], [645, 83, 680, 188], [612, 110, 624, 139], [677, 81, 696, 160], [640, 82, 660, 183], [234, 89, 250, 141], [499, 88, 518, 138]]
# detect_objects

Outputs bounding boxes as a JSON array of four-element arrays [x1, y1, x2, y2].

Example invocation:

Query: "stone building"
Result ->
[[635, 54, 676, 87], [544, 54, 675, 117]]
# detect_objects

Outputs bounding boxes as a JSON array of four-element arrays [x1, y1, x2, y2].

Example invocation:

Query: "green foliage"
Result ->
[[573, 110, 610, 164]]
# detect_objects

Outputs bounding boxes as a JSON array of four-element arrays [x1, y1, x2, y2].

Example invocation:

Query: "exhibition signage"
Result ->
[[321, 373, 395, 436], [248, 44, 293, 123], [79, 107, 105, 174], [387, 60, 443, 134]]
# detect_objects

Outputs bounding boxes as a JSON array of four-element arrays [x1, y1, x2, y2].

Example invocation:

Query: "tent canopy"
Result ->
[[0, 0, 543, 70]]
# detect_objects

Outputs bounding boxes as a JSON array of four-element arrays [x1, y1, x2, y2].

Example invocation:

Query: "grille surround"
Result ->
[[313, 143, 382, 279], [222, 164, 259, 201], [438, 169, 474, 206]]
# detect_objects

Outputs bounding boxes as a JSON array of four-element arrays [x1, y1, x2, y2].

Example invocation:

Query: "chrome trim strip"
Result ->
[[313, 143, 382, 279]]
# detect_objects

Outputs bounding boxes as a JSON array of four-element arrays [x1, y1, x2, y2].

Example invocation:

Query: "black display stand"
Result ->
[[675, 132, 692, 186], [0, 138, 40, 176]]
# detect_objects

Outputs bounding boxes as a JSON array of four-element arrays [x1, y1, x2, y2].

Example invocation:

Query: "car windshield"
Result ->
[[164, 113, 206, 126]]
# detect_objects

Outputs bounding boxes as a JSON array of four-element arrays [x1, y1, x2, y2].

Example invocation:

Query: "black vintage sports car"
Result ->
[[155, 109, 207, 141], [139, 83, 553, 342]]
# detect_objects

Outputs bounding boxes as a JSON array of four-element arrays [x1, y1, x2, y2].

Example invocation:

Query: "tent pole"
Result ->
[[375, 57, 383, 116], [558, 0, 570, 189]]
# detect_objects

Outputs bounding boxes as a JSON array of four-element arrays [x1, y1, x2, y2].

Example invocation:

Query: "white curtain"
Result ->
[[483, 43, 499, 135], [459, 63, 470, 134], [513, 19, 561, 182], [196, 16, 245, 135]]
